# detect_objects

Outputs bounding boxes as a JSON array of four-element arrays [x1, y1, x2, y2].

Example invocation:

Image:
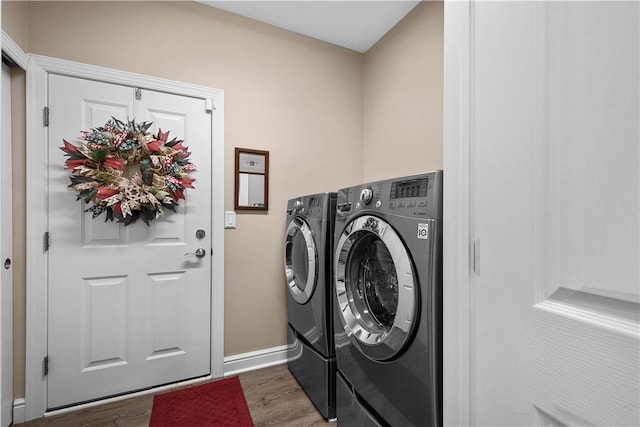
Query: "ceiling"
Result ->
[[197, 1, 421, 53]]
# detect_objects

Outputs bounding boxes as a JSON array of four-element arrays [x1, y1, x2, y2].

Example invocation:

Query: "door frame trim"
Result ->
[[1, 30, 28, 425], [25, 54, 225, 420], [1, 30, 29, 70], [443, 1, 473, 426]]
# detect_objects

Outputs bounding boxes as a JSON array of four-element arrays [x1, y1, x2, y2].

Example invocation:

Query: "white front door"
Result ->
[[46, 74, 212, 409], [444, 1, 639, 426]]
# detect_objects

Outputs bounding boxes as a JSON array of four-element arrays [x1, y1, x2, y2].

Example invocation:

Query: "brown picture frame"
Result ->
[[234, 148, 269, 211]]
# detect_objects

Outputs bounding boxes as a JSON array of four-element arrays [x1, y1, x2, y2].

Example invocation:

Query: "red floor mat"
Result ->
[[149, 376, 254, 426]]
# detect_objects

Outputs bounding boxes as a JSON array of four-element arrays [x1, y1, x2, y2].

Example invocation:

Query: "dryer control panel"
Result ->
[[286, 192, 337, 221], [337, 171, 443, 220]]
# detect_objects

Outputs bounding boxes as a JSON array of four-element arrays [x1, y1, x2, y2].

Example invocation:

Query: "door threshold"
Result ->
[[44, 374, 213, 417]]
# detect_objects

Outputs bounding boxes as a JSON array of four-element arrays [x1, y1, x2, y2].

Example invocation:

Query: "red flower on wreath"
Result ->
[[64, 159, 87, 170], [95, 187, 119, 199], [103, 158, 125, 170], [61, 139, 81, 155], [147, 140, 162, 152]]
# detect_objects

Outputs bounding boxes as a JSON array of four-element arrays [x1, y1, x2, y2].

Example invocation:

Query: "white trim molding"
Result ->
[[1, 30, 28, 70], [2, 28, 27, 427], [25, 54, 225, 421], [443, 1, 472, 426], [223, 346, 289, 377], [12, 398, 25, 425], [25, 55, 48, 423]]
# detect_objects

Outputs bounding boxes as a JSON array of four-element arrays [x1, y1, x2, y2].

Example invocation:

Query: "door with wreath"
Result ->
[[46, 74, 212, 409]]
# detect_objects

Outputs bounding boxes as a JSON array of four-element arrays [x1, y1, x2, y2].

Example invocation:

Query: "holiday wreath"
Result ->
[[61, 117, 196, 226]]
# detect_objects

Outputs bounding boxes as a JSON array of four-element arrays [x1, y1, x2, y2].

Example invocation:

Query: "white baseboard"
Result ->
[[223, 345, 289, 377], [13, 398, 26, 424]]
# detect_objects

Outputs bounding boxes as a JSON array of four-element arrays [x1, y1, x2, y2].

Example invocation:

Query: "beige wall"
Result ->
[[2, 0, 443, 401], [363, 1, 443, 182], [1, 0, 27, 51]]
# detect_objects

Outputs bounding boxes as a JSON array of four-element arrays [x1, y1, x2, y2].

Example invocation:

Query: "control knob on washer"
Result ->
[[359, 187, 374, 205], [294, 200, 304, 213]]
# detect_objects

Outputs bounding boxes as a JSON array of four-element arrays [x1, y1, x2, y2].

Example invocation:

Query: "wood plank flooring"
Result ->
[[14, 364, 333, 427]]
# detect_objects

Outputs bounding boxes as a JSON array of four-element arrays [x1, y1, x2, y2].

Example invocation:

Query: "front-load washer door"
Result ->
[[335, 215, 418, 361], [285, 217, 318, 304]]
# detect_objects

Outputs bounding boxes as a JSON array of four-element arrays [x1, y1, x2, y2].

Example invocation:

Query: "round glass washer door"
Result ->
[[334, 215, 418, 361], [284, 217, 318, 304]]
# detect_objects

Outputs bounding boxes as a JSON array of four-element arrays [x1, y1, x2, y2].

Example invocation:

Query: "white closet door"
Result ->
[[445, 2, 639, 426]]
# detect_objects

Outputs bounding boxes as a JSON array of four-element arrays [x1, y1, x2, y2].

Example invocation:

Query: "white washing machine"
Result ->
[[333, 171, 443, 426]]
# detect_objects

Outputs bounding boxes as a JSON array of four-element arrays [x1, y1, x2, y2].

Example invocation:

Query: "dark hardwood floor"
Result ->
[[14, 364, 333, 427]]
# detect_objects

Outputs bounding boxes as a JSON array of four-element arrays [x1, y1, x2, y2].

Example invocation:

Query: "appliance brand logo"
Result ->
[[417, 223, 429, 240]]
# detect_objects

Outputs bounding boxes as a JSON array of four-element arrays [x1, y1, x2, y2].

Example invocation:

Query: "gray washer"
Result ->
[[333, 171, 443, 426]]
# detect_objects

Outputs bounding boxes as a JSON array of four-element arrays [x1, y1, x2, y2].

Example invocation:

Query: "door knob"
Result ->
[[3, 258, 10, 270], [185, 248, 206, 258]]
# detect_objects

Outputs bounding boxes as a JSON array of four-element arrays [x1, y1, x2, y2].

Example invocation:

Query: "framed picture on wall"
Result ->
[[234, 148, 269, 211]]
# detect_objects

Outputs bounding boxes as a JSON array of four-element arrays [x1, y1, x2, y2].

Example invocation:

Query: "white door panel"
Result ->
[[47, 75, 212, 409], [542, 2, 639, 302], [530, 3, 639, 425], [134, 89, 212, 245]]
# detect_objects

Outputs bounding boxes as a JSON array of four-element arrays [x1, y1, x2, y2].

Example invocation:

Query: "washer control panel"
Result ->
[[337, 171, 443, 219]]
